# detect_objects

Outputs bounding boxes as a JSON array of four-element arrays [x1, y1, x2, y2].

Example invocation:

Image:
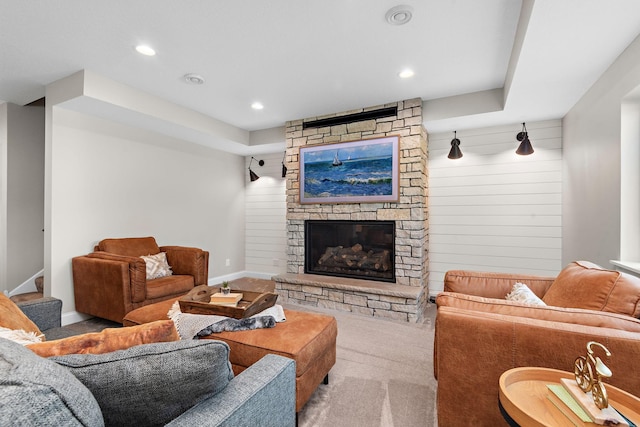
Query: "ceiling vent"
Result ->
[[183, 73, 205, 85], [385, 5, 413, 25]]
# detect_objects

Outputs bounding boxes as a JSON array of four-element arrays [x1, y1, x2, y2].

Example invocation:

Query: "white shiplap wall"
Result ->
[[244, 152, 288, 277], [428, 120, 563, 295]]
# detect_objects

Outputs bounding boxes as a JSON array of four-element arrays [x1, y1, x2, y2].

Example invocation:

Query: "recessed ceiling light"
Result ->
[[183, 73, 205, 85], [385, 5, 413, 25], [399, 69, 415, 79], [135, 45, 156, 56], [251, 102, 264, 110]]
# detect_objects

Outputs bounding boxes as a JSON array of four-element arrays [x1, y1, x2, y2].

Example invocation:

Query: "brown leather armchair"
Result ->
[[72, 237, 209, 323]]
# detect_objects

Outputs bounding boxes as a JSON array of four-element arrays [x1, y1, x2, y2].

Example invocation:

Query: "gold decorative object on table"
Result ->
[[573, 341, 612, 409], [548, 340, 631, 425]]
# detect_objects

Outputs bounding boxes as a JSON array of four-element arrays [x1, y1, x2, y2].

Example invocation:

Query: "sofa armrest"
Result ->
[[75, 253, 146, 303], [87, 251, 147, 300], [160, 246, 209, 285], [444, 270, 555, 299], [167, 354, 296, 427], [16, 297, 62, 331]]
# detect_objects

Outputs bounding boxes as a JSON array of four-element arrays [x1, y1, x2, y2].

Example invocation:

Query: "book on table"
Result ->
[[210, 293, 243, 304], [546, 382, 632, 427], [210, 301, 239, 307]]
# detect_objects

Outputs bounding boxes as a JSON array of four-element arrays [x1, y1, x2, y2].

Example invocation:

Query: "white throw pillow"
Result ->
[[505, 282, 547, 307], [140, 252, 173, 280], [0, 326, 43, 345]]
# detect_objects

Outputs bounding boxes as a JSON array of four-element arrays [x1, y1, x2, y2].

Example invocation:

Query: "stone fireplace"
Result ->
[[273, 98, 429, 322]]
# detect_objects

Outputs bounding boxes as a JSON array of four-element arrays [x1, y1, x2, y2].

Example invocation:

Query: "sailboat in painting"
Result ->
[[332, 151, 342, 166]]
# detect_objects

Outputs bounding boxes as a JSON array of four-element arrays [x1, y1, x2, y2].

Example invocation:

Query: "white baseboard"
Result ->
[[207, 270, 274, 285], [62, 310, 92, 326], [207, 271, 246, 285], [237, 270, 278, 280]]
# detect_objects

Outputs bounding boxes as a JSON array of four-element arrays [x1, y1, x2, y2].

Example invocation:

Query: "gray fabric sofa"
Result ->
[[0, 337, 296, 426], [15, 296, 74, 340], [3, 296, 297, 426]]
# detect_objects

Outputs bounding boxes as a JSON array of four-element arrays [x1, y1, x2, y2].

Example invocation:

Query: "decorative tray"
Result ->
[[178, 285, 278, 319]]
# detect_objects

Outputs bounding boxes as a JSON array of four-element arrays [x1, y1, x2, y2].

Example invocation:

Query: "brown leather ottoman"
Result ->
[[123, 298, 337, 412]]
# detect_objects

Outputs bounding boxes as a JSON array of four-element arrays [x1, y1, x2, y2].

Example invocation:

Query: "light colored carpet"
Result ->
[[287, 303, 438, 427]]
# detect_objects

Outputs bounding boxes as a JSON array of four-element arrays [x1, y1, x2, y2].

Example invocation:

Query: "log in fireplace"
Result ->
[[304, 220, 395, 283]]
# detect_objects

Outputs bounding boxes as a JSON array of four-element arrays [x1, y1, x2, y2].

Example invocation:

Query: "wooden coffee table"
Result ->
[[499, 367, 640, 426]]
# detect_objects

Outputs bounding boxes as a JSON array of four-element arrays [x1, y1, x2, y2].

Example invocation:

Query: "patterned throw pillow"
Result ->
[[505, 282, 547, 307], [140, 252, 173, 280]]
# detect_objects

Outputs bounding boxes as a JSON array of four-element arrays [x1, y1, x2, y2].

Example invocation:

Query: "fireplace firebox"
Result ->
[[304, 220, 395, 282]]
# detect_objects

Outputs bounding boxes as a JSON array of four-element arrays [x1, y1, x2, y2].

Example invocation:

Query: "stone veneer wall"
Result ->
[[278, 98, 429, 322]]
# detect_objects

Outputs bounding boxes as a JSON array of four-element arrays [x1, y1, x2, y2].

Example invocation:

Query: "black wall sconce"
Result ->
[[248, 156, 264, 181], [281, 151, 287, 178], [516, 123, 534, 155], [448, 131, 463, 159]]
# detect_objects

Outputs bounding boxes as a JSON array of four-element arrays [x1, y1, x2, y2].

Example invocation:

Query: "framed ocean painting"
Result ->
[[299, 136, 399, 204]]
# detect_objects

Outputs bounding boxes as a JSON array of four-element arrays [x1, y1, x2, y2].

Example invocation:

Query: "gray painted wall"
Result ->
[[46, 108, 246, 320], [563, 32, 640, 267], [0, 103, 44, 293]]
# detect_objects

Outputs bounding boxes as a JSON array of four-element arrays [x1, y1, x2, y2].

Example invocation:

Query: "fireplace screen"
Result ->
[[305, 220, 395, 282]]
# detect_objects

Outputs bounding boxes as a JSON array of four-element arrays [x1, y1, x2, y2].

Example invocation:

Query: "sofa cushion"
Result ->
[[542, 261, 640, 317], [0, 337, 104, 426], [52, 340, 234, 427], [146, 274, 194, 299], [98, 236, 160, 257], [0, 293, 44, 339], [444, 270, 554, 299], [27, 320, 179, 357], [437, 292, 640, 332]]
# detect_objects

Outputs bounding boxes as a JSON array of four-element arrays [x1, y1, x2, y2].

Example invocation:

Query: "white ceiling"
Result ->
[[2, 0, 640, 152]]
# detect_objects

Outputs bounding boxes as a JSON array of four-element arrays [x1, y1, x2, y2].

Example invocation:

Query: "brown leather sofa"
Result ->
[[72, 237, 209, 323], [434, 261, 640, 426]]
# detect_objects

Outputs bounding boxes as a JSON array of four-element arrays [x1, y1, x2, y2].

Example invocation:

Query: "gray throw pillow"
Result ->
[[0, 337, 104, 426], [51, 339, 234, 427]]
